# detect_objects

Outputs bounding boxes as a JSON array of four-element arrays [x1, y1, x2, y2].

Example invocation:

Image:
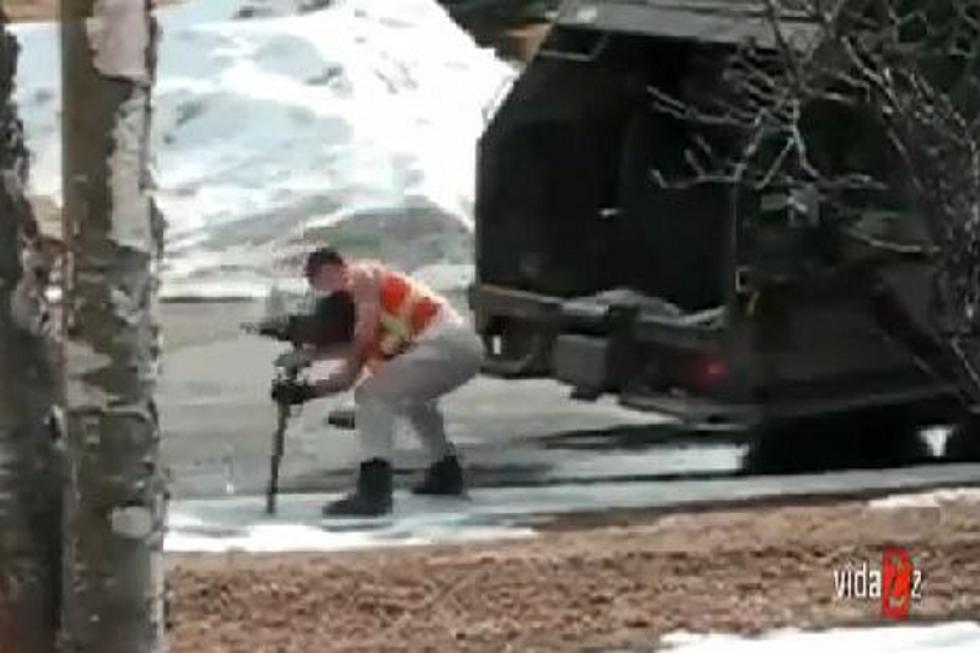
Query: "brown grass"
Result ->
[[169, 499, 980, 652]]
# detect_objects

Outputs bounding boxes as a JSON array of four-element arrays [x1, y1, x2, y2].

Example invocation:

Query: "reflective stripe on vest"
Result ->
[[367, 271, 441, 367]]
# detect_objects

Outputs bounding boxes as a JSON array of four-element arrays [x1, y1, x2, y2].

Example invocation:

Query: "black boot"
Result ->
[[323, 458, 393, 517], [412, 455, 465, 496]]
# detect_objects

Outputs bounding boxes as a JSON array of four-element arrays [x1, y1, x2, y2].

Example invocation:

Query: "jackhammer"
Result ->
[[242, 313, 315, 515], [243, 289, 358, 513]]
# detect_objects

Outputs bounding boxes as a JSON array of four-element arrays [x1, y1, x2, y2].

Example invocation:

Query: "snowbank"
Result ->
[[13, 0, 516, 299], [662, 622, 980, 652], [867, 486, 980, 510]]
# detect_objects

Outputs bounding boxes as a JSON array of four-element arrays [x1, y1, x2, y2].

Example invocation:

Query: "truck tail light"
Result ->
[[684, 352, 730, 392]]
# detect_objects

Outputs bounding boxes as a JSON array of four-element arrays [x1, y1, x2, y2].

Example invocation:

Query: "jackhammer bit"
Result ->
[[243, 291, 356, 514], [264, 349, 313, 515], [242, 316, 314, 515]]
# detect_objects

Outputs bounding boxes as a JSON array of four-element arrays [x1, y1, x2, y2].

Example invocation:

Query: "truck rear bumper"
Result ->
[[469, 282, 724, 376], [470, 282, 960, 427], [552, 327, 957, 429]]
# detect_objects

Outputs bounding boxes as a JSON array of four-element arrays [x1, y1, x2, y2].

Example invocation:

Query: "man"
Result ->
[[272, 246, 484, 516]]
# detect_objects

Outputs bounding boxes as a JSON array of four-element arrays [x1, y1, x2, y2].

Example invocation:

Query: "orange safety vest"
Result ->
[[364, 269, 442, 371]]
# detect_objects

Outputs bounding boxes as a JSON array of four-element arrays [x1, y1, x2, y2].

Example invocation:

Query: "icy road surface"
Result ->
[[165, 481, 980, 554]]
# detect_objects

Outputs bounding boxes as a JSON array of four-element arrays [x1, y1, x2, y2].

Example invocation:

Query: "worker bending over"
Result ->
[[272, 246, 484, 516]]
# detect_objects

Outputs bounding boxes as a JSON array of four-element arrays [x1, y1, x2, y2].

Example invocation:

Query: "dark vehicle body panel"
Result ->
[[470, 0, 959, 428]]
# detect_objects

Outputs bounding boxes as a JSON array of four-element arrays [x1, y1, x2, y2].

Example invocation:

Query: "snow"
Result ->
[[920, 426, 950, 458], [662, 622, 980, 652], [165, 492, 538, 553], [12, 0, 516, 299], [86, 0, 152, 81], [867, 487, 980, 510], [165, 522, 536, 553]]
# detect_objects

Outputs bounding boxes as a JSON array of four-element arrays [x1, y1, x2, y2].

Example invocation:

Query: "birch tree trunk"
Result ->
[[0, 12, 62, 653], [60, 1, 167, 650]]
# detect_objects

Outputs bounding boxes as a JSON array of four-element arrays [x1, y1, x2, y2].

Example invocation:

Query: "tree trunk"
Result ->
[[0, 11, 62, 653], [60, 1, 166, 651]]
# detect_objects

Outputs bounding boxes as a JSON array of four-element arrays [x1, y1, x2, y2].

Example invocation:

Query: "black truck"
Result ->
[[468, 0, 961, 431]]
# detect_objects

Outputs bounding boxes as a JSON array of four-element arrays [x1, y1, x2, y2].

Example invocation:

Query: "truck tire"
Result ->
[[742, 407, 930, 474], [945, 415, 980, 461]]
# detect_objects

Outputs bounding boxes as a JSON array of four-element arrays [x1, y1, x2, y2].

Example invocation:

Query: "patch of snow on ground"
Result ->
[[867, 487, 980, 510], [165, 491, 539, 553], [662, 622, 980, 652]]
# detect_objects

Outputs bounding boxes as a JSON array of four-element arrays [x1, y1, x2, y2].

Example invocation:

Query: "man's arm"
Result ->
[[311, 341, 367, 396], [312, 349, 362, 395], [349, 264, 381, 358], [309, 342, 352, 361]]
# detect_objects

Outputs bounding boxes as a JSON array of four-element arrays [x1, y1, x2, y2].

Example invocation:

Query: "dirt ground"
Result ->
[[168, 497, 980, 652]]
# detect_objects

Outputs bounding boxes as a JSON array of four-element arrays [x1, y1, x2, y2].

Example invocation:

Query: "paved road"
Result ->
[[158, 301, 980, 552]]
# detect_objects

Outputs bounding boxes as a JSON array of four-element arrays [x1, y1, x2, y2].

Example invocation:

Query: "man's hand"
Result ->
[[313, 369, 357, 396], [270, 379, 318, 405]]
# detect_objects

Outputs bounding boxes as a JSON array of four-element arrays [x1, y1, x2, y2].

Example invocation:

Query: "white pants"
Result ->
[[354, 310, 483, 463]]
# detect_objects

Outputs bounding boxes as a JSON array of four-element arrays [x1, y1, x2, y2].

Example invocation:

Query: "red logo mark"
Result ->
[[881, 546, 913, 620]]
